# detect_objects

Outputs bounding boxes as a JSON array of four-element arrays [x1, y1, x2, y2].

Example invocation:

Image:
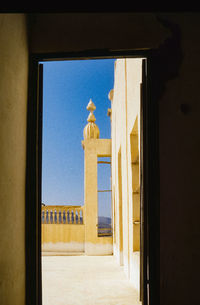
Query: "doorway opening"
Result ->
[[26, 54, 157, 305], [41, 59, 114, 258]]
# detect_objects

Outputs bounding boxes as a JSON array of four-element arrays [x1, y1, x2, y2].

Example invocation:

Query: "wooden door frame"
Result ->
[[25, 49, 160, 305]]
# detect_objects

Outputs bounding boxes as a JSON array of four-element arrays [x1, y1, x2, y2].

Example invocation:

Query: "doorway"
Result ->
[[26, 53, 159, 305]]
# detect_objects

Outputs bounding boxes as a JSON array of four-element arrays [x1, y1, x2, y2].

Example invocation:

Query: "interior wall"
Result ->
[[27, 12, 200, 305], [29, 13, 170, 54], [158, 13, 200, 305], [0, 14, 29, 305]]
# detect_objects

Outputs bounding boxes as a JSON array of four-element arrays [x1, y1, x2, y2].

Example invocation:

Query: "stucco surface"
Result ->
[[42, 255, 141, 305], [111, 59, 141, 289], [30, 13, 169, 53], [0, 14, 28, 305]]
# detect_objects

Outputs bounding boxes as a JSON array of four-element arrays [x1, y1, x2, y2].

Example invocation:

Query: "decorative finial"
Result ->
[[83, 99, 100, 140], [87, 112, 96, 123], [87, 99, 96, 112]]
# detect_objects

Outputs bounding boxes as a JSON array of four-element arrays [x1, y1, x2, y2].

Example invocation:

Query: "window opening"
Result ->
[[97, 156, 112, 237]]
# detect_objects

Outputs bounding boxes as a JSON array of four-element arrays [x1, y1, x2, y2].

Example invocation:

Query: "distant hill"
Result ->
[[98, 216, 111, 228], [98, 216, 112, 236]]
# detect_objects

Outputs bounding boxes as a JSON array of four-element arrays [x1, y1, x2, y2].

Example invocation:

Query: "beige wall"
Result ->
[[82, 139, 113, 255], [0, 14, 29, 305], [111, 58, 142, 291], [41, 205, 85, 253], [42, 224, 85, 253]]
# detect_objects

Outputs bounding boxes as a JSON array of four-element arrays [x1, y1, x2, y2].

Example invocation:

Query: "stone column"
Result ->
[[83, 140, 98, 254], [82, 100, 100, 255]]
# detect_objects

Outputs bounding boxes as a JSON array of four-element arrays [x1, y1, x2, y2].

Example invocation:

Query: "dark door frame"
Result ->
[[25, 49, 160, 305]]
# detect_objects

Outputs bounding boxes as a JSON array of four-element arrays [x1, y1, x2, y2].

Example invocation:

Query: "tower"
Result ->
[[82, 99, 112, 255]]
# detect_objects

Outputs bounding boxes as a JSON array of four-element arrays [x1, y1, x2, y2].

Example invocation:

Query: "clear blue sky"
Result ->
[[41, 59, 115, 217]]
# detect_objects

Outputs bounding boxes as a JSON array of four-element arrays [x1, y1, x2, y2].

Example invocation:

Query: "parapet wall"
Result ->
[[41, 205, 113, 255], [42, 224, 85, 253]]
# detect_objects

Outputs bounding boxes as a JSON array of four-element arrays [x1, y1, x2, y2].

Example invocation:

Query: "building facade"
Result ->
[[110, 58, 142, 291]]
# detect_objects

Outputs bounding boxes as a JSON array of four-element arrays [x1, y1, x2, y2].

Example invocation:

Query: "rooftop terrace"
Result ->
[[42, 255, 141, 305]]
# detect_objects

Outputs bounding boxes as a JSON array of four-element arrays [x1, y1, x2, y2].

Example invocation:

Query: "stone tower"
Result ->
[[82, 99, 112, 255]]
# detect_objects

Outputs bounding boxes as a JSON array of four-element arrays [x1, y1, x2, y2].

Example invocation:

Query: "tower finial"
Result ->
[[87, 112, 96, 123], [87, 99, 96, 112], [83, 99, 100, 140]]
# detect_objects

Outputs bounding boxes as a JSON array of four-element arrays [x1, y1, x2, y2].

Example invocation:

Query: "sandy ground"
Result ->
[[42, 255, 141, 305]]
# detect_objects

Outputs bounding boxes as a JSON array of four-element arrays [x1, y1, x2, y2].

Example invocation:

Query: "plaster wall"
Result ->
[[126, 60, 142, 288], [29, 13, 169, 54], [82, 139, 113, 255], [157, 14, 200, 305], [0, 14, 29, 305], [111, 58, 142, 291], [42, 224, 85, 252], [111, 60, 126, 264]]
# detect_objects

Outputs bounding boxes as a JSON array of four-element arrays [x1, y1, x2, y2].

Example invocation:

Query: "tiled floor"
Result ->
[[42, 255, 141, 305]]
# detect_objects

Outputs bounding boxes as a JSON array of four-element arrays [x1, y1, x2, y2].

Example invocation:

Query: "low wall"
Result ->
[[42, 224, 85, 253], [85, 236, 113, 255], [41, 205, 85, 253], [41, 205, 113, 255]]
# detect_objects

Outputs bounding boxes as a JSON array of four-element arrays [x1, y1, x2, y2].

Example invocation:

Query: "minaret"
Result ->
[[82, 99, 112, 255], [83, 99, 100, 140]]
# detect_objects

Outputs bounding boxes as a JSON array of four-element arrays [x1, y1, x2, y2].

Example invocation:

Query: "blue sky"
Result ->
[[41, 59, 115, 216]]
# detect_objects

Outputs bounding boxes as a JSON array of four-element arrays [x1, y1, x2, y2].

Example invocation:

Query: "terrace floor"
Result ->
[[42, 255, 141, 305]]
